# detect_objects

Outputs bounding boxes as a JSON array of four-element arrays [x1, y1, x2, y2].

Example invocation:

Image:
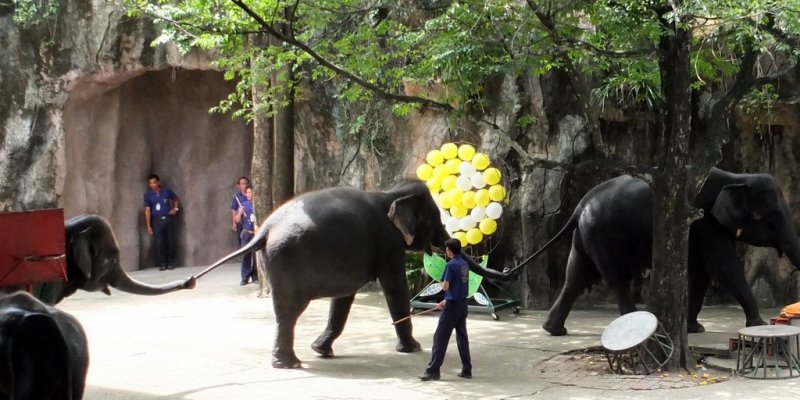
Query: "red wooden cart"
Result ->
[[0, 209, 68, 289]]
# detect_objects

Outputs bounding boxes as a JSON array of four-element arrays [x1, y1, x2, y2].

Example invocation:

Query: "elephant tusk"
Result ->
[[736, 228, 743, 238]]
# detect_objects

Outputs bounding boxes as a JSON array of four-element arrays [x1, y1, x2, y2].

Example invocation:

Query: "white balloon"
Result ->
[[459, 161, 477, 177], [445, 216, 460, 233], [471, 173, 486, 189], [456, 176, 472, 191], [470, 206, 486, 220], [459, 216, 477, 231], [439, 207, 449, 224], [486, 202, 503, 219]]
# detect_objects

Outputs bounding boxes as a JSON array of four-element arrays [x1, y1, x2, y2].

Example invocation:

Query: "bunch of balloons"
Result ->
[[416, 142, 507, 247]]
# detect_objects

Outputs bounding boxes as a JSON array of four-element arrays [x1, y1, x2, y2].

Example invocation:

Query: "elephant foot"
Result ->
[[396, 338, 421, 353], [311, 341, 334, 358], [746, 318, 767, 327], [543, 323, 567, 336], [272, 356, 303, 369], [687, 321, 705, 333]]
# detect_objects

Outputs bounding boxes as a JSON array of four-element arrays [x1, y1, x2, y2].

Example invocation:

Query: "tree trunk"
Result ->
[[649, 11, 694, 371], [271, 14, 295, 206], [250, 33, 273, 298]]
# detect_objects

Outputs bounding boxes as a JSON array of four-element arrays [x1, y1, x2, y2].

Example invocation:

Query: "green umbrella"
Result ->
[[422, 253, 487, 298]]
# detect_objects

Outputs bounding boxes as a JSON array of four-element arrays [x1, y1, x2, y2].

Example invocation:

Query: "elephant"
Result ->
[[45, 215, 196, 304], [202, 179, 509, 368], [513, 168, 800, 336], [0, 291, 89, 400]]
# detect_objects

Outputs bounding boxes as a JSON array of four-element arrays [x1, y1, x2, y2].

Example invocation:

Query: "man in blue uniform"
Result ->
[[419, 238, 473, 381], [144, 174, 180, 271], [231, 176, 250, 245], [235, 186, 259, 285]]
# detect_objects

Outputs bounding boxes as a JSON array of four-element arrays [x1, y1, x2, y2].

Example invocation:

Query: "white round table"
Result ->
[[600, 311, 673, 375], [737, 325, 800, 379]]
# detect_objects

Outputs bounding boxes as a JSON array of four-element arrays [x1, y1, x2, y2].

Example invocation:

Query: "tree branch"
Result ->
[[230, 0, 454, 111]]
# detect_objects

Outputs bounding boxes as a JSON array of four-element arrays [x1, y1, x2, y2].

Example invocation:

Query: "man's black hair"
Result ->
[[445, 238, 462, 254], [238, 176, 250, 184], [147, 174, 160, 182]]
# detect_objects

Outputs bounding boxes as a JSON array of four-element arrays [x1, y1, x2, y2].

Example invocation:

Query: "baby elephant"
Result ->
[[0, 291, 89, 400]]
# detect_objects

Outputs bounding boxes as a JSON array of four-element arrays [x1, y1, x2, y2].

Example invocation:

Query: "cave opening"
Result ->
[[61, 69, 252, 271]]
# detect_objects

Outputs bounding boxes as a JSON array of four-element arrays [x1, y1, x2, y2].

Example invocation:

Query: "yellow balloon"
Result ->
[[441, 142, 458, 159], [446, 189, 464, 207], [438, 193, 452, 209], [453, 231, 468, 248], [474, 189, 490, 207], [483, 167, 501, 185], [479, 218, 497, 235], [416, 164, 433, 181], [441, 175, 457, 191], [466, 228, 483, 245], [461, 191, 476, 209], [426, 177, 441, 193], [471, 153, 491, 170], [445, 158, 461, 174], [488, 185, 506, 201], [426, 150, 444, 166], [432, 164, 448, 179], [450, 205, 468, 218], [457, 144, 476, 161]]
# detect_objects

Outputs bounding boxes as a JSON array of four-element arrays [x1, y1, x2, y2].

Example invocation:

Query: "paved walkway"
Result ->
[[58, 264, 800, 399]]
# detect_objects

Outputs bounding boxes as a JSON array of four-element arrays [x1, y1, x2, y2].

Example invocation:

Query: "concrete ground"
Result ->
[[59, 264, 800, 399]]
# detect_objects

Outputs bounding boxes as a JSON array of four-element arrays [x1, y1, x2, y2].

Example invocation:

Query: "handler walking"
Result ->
[[419, 238, 472, 381]]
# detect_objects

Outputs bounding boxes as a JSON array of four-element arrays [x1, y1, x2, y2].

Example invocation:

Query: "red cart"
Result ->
[[0, 209, 68, 290]]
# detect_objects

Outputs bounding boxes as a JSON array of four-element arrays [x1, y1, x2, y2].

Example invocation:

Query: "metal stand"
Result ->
[[601, 311, 673, 375], [736, 325, 800, 379], [410, 279, 520, 321]]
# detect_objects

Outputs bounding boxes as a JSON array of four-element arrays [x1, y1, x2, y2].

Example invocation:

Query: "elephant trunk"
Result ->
[[106, 267, 193, 296], [784, 241, 800, 272], [461, 250, 512, 282]]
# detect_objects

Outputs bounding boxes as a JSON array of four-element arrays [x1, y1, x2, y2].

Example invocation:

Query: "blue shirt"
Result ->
[[144, 188, 177, 218], [241, 199, 256, 231], [231, 192, 247, 212], [441, 254, 469, 301]]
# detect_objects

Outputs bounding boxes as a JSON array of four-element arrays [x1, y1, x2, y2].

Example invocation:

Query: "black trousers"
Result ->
[[152, 216, 174, 267], [425, 299, 472, 375]]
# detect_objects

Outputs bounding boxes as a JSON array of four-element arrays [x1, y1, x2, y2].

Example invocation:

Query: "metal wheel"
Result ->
[[491, 313, 499, 321], [512, 306, 520, 314]]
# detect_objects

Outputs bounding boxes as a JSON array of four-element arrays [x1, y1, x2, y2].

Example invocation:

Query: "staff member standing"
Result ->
[[231, 176, 250, 245], [419, 238, 473, 381], [235, 186, 259, 285], [144, 174, 180, 271]]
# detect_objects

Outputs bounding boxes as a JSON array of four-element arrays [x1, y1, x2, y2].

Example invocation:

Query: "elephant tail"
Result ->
[[195, 224, 269, 280], [503, 206, 581, 275]]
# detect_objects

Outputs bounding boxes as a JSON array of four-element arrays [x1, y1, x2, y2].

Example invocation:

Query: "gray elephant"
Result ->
[[513, 168, 800, 336], [0, 291, 89, 400], [202, 180, 508, 368], [47, 215, 196, 304]]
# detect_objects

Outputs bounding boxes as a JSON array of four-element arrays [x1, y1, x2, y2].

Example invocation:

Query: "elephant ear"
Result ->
[[388, 194, 417, 246], [711, 183, 748, 233], [69, 228, 94, 280]]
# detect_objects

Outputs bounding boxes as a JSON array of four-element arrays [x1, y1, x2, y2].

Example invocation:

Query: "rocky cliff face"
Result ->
[[2, 1, 798, 308]]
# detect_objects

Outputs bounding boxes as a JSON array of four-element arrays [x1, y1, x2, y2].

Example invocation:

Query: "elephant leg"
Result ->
[[271, 295, 310, 369], [378, 260, 421, 353], [311, 294, 356, 358], [612, 280, 637, 315], [687, 250, 710, 333], [713, 262, 766, 327], [543, 236, 595, 336]]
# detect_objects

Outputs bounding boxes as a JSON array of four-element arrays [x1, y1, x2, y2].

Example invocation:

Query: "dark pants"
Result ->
[[425, 299, 472, 375], [152, 216, 174, 267], [240, 231, 257, 283]]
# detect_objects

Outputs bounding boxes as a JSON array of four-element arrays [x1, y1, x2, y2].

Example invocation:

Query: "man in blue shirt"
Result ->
[[231, 176, 250, 245], [235, 186, 259, 285], [144, 174, 180, 271], [419, 238, 473, 381]]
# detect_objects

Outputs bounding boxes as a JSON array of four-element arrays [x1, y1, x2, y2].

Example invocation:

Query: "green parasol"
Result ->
[[422, 253, 487, 298]]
